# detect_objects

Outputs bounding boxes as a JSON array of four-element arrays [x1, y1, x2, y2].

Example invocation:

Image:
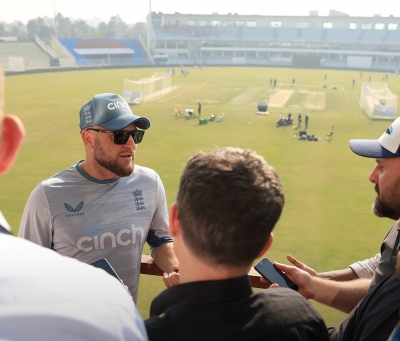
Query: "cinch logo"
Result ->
[[64, 201, 85, 217], [386, 125, 393, 135], [76, 224, 144, 252], [107, 101, 128, 110]]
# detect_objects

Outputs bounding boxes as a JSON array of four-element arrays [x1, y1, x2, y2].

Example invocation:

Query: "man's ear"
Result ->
[[0, 115, 25, 174], [168, 202, 181, 237], [81, 129, 95, 149], [256, 233, 274, 259]]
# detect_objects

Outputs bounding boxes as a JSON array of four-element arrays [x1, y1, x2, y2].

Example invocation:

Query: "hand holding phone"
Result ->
[[254, 257, 298, 290]]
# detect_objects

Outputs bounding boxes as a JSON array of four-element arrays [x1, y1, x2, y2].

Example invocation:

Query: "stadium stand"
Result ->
[[146, 12, 400, 71], [324, 29, 360, 44], [0, 41, 52, 70], [58, 38, 150, 66], [2, 11, 400, 73]]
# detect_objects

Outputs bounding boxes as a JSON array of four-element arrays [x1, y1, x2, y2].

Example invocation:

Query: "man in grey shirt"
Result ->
[[0, 70, 147, 341], [19, 93, 178, 301]]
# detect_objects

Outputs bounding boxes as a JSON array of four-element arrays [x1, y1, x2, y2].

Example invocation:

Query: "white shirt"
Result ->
[[0, 232, 148, 341], [349, 253, 381, 279]]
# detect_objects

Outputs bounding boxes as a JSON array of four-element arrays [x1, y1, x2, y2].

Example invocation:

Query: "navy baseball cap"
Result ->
[[79, 93, 150, 130], [349, 117, 400, 158]]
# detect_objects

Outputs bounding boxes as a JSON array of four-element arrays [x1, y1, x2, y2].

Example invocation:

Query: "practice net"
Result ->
[[359, 82, 398, 120], [122, 69, 173, 104]]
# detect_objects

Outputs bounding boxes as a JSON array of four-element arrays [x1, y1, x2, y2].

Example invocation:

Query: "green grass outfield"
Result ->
[[3, 66, 400, 327]]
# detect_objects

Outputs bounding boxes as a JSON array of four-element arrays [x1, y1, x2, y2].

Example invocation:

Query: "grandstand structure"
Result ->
[[0, 36, 151, 72], [146, 10, 400, 71], [0, 41, 53, 71], [59, 38, 150, 66], [2, 10, 400, 73]]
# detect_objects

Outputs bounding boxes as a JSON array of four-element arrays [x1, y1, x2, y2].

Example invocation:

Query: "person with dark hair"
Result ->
[[19, 93, 178, 302], [197, 102, 202, 117], [145, 147, 329, 341], [0, 70, 148, 341]]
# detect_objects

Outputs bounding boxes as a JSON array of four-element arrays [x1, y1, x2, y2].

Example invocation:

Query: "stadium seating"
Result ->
[[58, 38, 150, 66], [0, 42, 51, 70], [383, 30, 400, 46], [147, 12, 400, 70], [3, 12, 400, 72]]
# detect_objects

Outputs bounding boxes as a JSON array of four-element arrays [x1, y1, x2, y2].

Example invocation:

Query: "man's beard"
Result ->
[[372, 184, 400, 220], [94, 141, 134, 177]]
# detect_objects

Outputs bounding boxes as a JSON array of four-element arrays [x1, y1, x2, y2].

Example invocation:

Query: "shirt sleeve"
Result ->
[[18, 183, 53, 248], [349, 253, 381, 279], [146, 172, 173, 255]]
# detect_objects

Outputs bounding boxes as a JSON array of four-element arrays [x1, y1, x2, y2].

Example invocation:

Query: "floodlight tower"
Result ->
[[53, 0, 58, 38], [146, 0, 153, 52]]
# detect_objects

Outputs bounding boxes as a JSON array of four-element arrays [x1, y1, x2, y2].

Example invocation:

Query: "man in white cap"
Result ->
[[272, 117, 400, 313], [0, 73, 148, 340], [19, 93, 178, 302]]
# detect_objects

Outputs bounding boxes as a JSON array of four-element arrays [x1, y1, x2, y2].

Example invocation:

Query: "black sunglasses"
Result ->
[[86, 128, 145, 145]]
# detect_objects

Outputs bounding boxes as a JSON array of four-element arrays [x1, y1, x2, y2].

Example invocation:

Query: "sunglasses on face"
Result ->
[[86, 128, 145, 145]]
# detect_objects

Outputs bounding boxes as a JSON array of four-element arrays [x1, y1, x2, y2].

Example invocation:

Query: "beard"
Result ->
[[372, 184, 400, 220], [93, 140, 134, 177]]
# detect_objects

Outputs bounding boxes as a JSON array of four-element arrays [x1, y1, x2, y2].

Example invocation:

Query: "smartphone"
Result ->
[[90, 258, 132, 297], [254, 257, 298, 290]]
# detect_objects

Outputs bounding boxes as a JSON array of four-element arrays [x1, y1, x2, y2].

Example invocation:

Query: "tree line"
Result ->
[[0, 13, 146, 41]]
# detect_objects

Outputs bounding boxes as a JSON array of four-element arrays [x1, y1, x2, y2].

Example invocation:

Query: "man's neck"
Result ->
[[178, 257, 250, 284], [79, 160, 119, 181]]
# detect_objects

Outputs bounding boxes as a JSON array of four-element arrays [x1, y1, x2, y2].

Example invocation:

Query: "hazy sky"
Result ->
[[1, 0, 399, 25]]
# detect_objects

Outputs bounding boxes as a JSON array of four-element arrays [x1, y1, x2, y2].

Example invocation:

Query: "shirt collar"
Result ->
[[150, 275, 252, 316]]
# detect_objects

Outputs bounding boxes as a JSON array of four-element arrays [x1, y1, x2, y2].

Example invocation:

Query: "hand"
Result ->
[[163, 271, 180, 288], [273, 262, 315, 299], [287, 254, 318, 277], [259, 277, 279, 288], [259, 276, 273, 286]]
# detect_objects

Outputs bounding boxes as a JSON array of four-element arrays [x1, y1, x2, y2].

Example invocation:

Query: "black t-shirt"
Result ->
[[145, 276, 329, 341]]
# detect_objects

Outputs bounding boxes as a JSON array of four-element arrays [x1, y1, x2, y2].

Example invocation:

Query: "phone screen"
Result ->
[[90, 258, 122, 281], [254, 257, 298, 290], [89, 258, 132, 297]]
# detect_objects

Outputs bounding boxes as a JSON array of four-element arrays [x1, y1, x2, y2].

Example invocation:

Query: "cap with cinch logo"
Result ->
[[349, 117, 400, 158], [79, 93, 150, 130]]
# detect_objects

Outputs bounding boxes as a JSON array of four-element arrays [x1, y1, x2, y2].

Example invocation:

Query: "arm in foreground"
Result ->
[[274, 262, 371, 313], [287, 254, 359, 281]]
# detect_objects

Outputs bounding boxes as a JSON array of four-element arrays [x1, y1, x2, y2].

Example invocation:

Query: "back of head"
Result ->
[[177, 147, 284, 268]]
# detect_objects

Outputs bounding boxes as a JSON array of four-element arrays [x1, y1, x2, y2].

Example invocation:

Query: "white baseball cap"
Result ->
[[349, 117, 400, 158]]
